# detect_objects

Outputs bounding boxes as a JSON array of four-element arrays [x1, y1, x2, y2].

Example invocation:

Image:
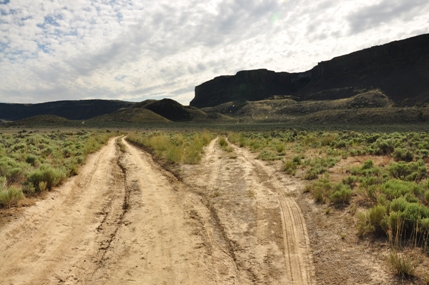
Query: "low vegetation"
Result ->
[[228, 129, 429, 280], [2, 125, 429, 281], [0, 130, 115, 208], [126, 131, 215, 165]]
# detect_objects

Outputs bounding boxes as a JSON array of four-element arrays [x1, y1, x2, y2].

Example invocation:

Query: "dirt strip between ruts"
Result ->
[[0, 137, 314, 285]]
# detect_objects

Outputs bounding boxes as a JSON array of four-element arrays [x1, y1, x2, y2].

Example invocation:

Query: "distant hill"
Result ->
[[191, 33, 429, 108], [89, 98, 234, 124], [0, 97, 235, 126], [201, 90, 429, 124], [6, 115, 74, 127], [133, 98, 234, 122], [0, 100, 133, 121], [89, 105, 171, 123]]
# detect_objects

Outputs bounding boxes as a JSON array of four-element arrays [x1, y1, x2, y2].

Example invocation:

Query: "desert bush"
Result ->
[[372, 139, 394, 155], [183, 146, 202, 164], [424, 190, 429, 204], [292, 155, 302, 165], [257, 149, 279, 161], [390, 197, 408, 212], [275, 143, 285, 154], [330, 183, 353, 205], [357, 205, 387, 237], [282, 160, 297, 175], [0, 185, 24, 208], [25, 154, 39, 167], [362, 159, 374, 170], [387, 250, 417, 277], [0, 157, 26, 185], [382, 179, 423, 199], [218, 137, 228, 147], [308, 177, 332, 203], [342, 175, 358, 187], [357, 212, 376, 237], [320, 133, 337, 146], [26, 164, 66, 192], [388, 161, 426, 182], [393, 148, 414, 162], [304, 169, 319, 180], [369, 205, 387, 233]]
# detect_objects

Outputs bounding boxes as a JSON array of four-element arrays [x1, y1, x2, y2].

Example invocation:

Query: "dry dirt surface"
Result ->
[[0, 136, 316, 285], [181, 138, 315, 285], [2, 135, 422, 285]]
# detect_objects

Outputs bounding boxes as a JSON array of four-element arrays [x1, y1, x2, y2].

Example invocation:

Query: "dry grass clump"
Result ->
[[126, 131, 215, 165]]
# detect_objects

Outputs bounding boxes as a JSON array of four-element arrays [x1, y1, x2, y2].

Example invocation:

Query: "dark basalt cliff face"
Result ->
[[0, 100, 133, 121], [191, 33, 429, 108]]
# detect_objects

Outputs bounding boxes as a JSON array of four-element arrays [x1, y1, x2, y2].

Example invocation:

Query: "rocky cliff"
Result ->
[[191, 33, 429, 108]]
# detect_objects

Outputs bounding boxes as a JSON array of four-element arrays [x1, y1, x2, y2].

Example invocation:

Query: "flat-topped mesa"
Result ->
[[191, 69, 310, 108], [191, 33, 429, 108]]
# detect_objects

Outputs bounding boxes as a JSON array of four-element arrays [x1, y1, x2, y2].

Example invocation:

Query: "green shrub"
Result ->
[[382, 179, 423, 199], [183, 147, 202, 164], [25, 154, 39, 166], [390, 197, 408, 212], [0, 157, 26, 184], [373, 139, 394, 155], [424, 190, 429, 204], [387, 251, 417, 277], [357, 212, 375, 237], [304, 169, 319, 180], [282, 160, 297, 175], [276, 144, 285, 153], [393, 148, 414, 162], [292, 155, 302, 165], [357, 205, 387, 237], [26, 164, 66, 192], [309, 177, 332, 203], [0, 186, 24, 208], [369, 205, 387, 234], [330, 183, 353, 205], [342, 176, 358, 187], [218, 137, 228, 147], [257, 149, 279, 161], [362, 160, 373, 170], [388, 161, 426, 182]]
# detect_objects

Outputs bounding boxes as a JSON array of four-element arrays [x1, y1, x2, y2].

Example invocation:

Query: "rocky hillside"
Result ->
[[191, 33, 429, 108]]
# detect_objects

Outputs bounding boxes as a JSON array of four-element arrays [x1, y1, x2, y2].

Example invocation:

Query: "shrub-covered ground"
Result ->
[[126, 131, 214, 165], [0, 130, 115, 208], [228, 130, 429, 281]]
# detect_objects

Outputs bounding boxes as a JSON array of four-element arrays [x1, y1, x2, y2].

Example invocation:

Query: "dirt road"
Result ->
[[0, 137, 314, 284], [182, 138, 314, 284]]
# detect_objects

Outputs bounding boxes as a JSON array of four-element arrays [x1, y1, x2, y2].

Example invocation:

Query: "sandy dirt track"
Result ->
[[182, 138, 314, 284], [0, 137, 314, 284]]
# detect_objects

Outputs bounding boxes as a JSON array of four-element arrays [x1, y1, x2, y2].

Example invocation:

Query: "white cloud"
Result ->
[[0, 0, 428, 105]]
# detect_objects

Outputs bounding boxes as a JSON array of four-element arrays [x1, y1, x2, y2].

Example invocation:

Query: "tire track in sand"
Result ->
[[0, 137, 121, 284], [88, 137, 231, 285], [233, 143, 315, 285], [0, 137, 228, 285], [183, 138, 314, 284]]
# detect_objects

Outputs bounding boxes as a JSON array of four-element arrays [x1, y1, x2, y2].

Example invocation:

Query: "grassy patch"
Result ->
[[126, 131, 215, 165]]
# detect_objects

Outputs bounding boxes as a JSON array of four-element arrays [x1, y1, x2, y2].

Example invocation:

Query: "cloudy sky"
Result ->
[[1, 0, 428, 105]]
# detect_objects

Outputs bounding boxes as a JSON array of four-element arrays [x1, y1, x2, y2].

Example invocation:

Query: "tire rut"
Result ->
[[231, 141, 315, 285], [183, 137, 314, 285], [89, 138, 132, 279]]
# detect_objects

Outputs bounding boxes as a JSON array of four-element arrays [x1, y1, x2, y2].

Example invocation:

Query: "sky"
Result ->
[[0, 0, 428, 105]]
